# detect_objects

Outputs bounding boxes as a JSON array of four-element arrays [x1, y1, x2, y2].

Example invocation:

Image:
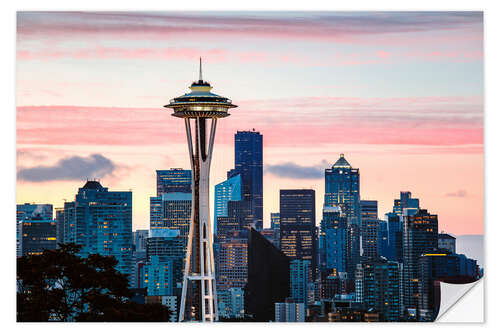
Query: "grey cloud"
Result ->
[[265, 160, 330, 179], [17, 154, 116, 182]]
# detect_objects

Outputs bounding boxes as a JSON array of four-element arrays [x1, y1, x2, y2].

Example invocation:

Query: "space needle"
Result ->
[[164, 59, 237, 322]]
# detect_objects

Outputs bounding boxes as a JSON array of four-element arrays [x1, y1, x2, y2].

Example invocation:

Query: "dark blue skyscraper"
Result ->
[[378, 212, 403, 262], [319, 206, 348, 275], [402, 208, 438, 315], [62, 180, 133, 282], [279, 189, 316, 280], [229, 130, 263, 230], [325, 154, 360, 226]]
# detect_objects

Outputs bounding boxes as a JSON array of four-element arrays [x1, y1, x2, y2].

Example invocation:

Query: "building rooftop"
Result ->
[[332, 153, 352, 168], [82, 180, 104, 190]]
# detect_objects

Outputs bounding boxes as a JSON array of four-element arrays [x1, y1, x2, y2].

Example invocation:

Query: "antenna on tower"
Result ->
[[199, 57, 203, 81]]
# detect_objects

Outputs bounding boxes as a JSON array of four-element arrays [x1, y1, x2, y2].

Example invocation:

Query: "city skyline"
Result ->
[[16, 11, 483, 236]]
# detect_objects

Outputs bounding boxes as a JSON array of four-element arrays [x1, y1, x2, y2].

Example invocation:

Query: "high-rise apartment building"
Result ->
[[290, 259, 311, 304], [274, 301, 306, 322], [62, 180, 133, 281], [140, 256, 175, 296], [156, 168, 191, 196], [279, 189, 317, 278], [355, 257, 401, 322], [324, 154, 360, 226]]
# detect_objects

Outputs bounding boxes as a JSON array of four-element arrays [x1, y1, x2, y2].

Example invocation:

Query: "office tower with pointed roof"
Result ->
[[324, 154, 361, 227], [164, 59, 237, 322]]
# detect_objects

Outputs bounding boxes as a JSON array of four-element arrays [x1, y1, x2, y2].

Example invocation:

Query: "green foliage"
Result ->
[[17, 243, 171, 322]]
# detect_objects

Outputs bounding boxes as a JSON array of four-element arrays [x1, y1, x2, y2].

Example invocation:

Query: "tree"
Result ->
[[17, 243, 171, 322]]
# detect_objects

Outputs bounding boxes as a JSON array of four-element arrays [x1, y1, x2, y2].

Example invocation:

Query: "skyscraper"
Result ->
[[290, 259, 311, 304], [378, 212, 403, 262], [402, 208, 438, 314], [438, 233, 456, 254], [146, 229, 186, 288], [279, 189, 317, 278], [216, 234, 248, 291], [393, 192, 419, 216], [324, 154, 360, 226], [319, 206, 348, 275], [417, 251, 460, 321], [164, 60, 237, 322], [156, 168, 192, 196], [245, 227, 290, 322], [150, 192, 192, 246], [230, 130, 263, 230], [62, 180, 133, 280], [214, 174, 242, 235], [361, 200, 378, 220]]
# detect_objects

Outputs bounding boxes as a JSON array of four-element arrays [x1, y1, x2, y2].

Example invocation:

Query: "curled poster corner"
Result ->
[[436, 278, 483, 322]]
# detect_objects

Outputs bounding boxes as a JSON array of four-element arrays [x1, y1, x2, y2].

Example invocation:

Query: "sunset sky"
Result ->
[[16, 11, 484, 235]]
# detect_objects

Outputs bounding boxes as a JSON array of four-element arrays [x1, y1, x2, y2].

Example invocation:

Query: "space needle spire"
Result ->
[[199, 57, 203, 81], [164, 60, 237, 322]]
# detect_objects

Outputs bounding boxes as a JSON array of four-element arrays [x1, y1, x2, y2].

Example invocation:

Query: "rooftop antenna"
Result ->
[[199, 57, 203, 81]]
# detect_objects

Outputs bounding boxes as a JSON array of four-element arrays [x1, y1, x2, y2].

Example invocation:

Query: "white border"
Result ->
[[3, 1, 497, 332]]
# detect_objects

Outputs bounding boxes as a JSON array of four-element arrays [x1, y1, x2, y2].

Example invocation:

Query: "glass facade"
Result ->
[[232, 130, 263, 230], [324, 154, 360, 226], [156, 168, 191, 196], [279, 189, 316, 277], [214, 174, 242, 235], [402, 209, 438, 313], [62, 181, 133, 282]]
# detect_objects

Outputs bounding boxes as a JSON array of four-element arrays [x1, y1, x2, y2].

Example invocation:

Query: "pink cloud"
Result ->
[[16, 96, 483, 148]]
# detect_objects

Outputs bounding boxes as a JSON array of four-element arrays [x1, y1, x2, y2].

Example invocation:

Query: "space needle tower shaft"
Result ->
[[164, 59, 237, 322]]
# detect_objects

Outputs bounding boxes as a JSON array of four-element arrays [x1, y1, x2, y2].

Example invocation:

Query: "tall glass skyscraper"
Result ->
[[156, 168, 192, 196], [279, 189, 316, 279], [62, 180, 133, 282], [229, 130, 263, 230], [319, 206, 348, 275], [214, 174, 242, 235], [150, 192, 192, 247], [355, 257, 401, 322], [402, 208, 438, 315], [324, 154, 361, 226]]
